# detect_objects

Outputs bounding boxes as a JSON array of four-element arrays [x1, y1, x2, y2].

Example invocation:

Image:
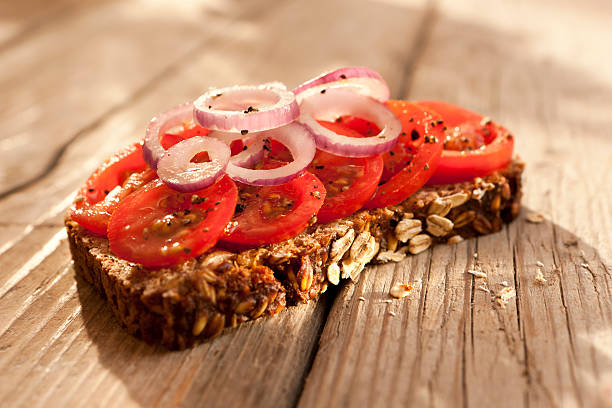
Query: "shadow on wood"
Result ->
[[71, 272, 331, 408], [298, 208, 612, 408]]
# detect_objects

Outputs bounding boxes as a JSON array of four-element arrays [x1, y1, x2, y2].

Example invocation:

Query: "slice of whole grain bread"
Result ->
[[66, 159, 524, 349]]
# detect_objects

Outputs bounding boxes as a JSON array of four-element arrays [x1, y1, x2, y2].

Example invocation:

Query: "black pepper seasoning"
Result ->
[[411, 129, 420, 140]]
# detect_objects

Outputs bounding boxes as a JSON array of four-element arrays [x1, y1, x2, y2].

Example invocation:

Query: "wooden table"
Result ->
[[1, 0, 611, 406]]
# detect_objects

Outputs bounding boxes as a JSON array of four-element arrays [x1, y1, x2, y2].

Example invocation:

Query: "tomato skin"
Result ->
[[108, 175, 238, 268], [220, 172, 325, 248], [311, 121, 384, 224], [363, 101, 445, 209], [415, 100, 514, 185], [160, 123, 210, 149], [70, 142, 149, 235]]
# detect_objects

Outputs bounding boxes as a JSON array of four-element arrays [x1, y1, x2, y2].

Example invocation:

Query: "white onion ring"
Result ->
[[143, 102, 193, 170], [193, 83, 299, 133], [298, 88, 401, 157], [293, 66, 390, 103], [157, 137, 230, 193], [225, 123, 316, 186]]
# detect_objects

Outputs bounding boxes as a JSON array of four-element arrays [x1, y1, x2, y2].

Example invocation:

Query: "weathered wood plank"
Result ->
[[0, 0, 273, 197], [299, 0, 612, 407], [0, 0, 432, 406], [0, 0, 102, 48], [0, 0, 428, 224]]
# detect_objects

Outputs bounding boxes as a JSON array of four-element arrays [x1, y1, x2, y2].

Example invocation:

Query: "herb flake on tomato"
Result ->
[[415, 100, 514, 185], [363, 101, 445, 209], [310, 121, 384, 223], [220, 171, 325, 248], [107, 175, 238, 268], [70, 142, 151, 235]]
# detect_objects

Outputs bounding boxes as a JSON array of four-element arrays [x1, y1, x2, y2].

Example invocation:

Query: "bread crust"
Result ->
[[66, 159, 524, 349]]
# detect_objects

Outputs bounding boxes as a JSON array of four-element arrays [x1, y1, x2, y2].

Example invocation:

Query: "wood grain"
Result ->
[[0, 0, 273, 197], [0, 0, 439, 407], [298, 0, 612, 407], [1, 0, 610, 406]]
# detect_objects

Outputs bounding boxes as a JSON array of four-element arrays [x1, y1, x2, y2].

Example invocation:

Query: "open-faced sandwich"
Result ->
[[65, 67, 523, 349]]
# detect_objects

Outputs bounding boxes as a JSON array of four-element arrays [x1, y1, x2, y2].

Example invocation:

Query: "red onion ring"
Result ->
[[225, 123, 316, 186], [143, 102, 193, 170], [293, 66, 390, 103], [261, 81, 287, 91], [298, 88, 402, 157], [207, 129, 256, 146], [221, 136, 265, 168], [193, 83, 299, 133], [157, 136, 230, 193]]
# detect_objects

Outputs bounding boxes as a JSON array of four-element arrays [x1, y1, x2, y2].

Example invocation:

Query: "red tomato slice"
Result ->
[[220, 172, 325, 248], [160, 121, 210, 149], [333, 115, 381, 137], [108, 175, 238, 268], [70, 143, 151, 235], [309, 121, 383, 224], [415, 100, 514, 185], [363, 101, 445, 209]]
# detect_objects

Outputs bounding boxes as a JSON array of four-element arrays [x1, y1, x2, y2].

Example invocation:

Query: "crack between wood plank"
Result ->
[[510, 228, 532, 408], [294, 1, 440, 405], [288, 291, 336, 408], [0, 58, 181, 201], [429, 247, 455, 404], [394, 0, 437, 99], [550, 223, 589, 407], [462, 240, 476, 408], [407, 250, 433, 401], [0, 3, 267, 202]]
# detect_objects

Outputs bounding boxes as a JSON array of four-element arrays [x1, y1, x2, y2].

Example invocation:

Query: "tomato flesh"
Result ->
[[363, 101, 445, 209], [108, 175, 238, 268], [310, 121, 383, 223], [220, 172, 325, 248], [70, 142, 150, 235], [333, 115, 381, 137], [415, 100, 514, 185]]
